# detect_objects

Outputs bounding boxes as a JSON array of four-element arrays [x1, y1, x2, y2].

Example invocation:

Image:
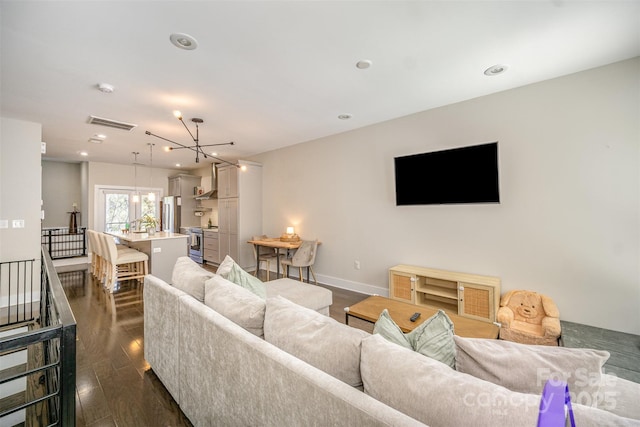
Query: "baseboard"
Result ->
[[317, 273, 388, 296], [271, 266, 387, 297]]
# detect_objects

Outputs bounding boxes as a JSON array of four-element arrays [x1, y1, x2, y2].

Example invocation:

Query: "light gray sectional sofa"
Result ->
[[144, 257, 640, 426]]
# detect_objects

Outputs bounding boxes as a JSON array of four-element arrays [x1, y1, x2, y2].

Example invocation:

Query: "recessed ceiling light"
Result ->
[[97, 82, 114, 93], [175, 163, 181, 167], [79, 151, 88, 156], [88, 134, 106, 143], [484, 64, 509, 76], [356, 60, 372, 69], [210, 152, 218, 156], [338, 114, 352, 120], [170, 33, 198, 50]]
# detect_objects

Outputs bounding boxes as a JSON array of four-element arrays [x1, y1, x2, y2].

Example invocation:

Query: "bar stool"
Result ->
[[100, 233, 148, 292]]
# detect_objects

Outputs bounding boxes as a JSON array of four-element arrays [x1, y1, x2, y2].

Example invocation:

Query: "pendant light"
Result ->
[[145, 110, 238, 166], [148, 143, 155, 201], [132, 151, 140, 203]]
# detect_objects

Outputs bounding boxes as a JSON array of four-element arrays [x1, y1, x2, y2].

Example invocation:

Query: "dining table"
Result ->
[[246, 238, 304, 279]]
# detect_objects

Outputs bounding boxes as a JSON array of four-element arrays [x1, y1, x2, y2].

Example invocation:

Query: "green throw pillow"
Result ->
[[226, 262, 267, 299], [373, 309, 456, 368]]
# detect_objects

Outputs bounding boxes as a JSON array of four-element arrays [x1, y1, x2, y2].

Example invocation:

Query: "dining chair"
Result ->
[[281, 239, 318, 285], [252, 235, 281, 281]]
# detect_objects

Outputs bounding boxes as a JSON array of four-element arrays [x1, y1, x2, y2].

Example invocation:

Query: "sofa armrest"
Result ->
[[143, 274, 190, 404]]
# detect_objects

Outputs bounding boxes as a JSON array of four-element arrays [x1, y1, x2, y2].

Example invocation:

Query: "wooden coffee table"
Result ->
[[345, 295, 499, 339]]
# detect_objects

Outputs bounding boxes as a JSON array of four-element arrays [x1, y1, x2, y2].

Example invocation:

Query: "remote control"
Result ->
[[410, 312, 421, 322]]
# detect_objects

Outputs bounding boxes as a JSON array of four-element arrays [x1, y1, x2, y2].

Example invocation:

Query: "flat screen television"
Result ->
[[394, 142, 500, 205]]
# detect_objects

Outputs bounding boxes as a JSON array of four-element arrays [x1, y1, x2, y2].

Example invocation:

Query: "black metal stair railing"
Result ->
[[0, 259, 37, 327], [0, 248, 76, 426], [41, 227, 87, 260]]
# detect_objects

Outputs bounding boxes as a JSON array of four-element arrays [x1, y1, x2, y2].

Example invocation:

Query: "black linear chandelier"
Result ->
[[145, 110, 237, 166]]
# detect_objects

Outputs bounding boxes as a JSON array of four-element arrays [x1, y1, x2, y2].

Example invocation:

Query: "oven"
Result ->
[[189, 227, 204, 264]]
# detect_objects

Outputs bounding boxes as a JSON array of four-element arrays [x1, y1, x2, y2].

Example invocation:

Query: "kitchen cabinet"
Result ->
[[216, 161, 262, 269], [217, 165, 239, 198], [168, 174, 200, 197], [203, 229, 219, 264], [167, 174, 202, 229], [389, 265, 501, 323]]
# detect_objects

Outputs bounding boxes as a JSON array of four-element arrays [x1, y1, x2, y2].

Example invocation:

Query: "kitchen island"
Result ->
[[107, 231, 188, 284]]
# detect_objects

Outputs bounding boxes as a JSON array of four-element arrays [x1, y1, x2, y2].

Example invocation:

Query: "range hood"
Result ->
[[195, 164, 218, 200]]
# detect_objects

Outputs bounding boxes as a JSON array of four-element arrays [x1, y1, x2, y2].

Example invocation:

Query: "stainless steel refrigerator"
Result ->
[[163, 195, 199, 233], [162, 196, 181, 232]]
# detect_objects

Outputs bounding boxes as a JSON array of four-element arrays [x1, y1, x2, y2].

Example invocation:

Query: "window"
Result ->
[[105, 191, 130, 233], [96, 186, 161, 232]]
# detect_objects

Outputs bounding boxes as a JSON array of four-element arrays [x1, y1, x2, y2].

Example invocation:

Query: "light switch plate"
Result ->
[[12, 219, 25, 228]]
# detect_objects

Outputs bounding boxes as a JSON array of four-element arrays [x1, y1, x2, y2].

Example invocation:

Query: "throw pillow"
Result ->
[[264, 296, 370, 388], [226, 261, 267, 299], [204, 275, 266, 337], [454, 336, 609, 407], [171, 256, 214, 302], [373, 309, 456, 368], [216, 254, 235, 277]]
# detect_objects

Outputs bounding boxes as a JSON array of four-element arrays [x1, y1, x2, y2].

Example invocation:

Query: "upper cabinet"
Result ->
[[216, 161, 262, 270], [168, 174, 201, 197], [217, 165, 238, 199]]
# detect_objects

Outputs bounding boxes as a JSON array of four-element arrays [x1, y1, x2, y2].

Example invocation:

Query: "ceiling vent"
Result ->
[[88, 115, 137, 131]]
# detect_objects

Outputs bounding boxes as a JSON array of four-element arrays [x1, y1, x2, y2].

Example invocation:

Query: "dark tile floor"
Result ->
[[561, 320, 640, 383], [56, 263, 639, 426]]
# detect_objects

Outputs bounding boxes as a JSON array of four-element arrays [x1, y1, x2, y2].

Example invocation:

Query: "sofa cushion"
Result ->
[[454, 336, 609, 406], [264, 296, 370, 388], [361, 334, 638, 427], [265, 278, 332, 315], [373, 309, 456, 368], [204, 274, 266, 337], [598, 374, 640, 420], [171, 256, 214, 302], [361, 334, 541, 426]]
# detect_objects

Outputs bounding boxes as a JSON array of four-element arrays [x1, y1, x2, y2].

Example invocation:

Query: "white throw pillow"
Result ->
[[216, 255, 235, 277]]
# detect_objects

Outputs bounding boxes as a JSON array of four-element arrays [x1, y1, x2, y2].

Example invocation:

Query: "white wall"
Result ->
[[41, 160, 82, 227], [252, 58, 640, 334], [0, 118, 42, 262]]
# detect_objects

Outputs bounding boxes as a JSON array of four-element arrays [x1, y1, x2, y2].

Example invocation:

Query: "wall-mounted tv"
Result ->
[[394, 142, 500, 206]]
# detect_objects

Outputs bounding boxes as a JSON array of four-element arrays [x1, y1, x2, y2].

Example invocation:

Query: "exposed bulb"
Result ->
[[173, 110, 183, 120]]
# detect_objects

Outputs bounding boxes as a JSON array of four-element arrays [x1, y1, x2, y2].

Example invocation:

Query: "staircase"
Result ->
[[0, 252, 76, 426]]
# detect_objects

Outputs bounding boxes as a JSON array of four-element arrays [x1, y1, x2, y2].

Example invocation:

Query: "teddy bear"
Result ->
[[496, 290, 561, 346]]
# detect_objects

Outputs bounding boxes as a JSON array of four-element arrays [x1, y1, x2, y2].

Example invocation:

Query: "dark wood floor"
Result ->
[[57, 265, 369, 426], [57, 262, 639, 426]]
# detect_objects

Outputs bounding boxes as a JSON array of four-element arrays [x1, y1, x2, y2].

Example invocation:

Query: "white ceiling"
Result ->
[[1, 1, 638, 169]]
